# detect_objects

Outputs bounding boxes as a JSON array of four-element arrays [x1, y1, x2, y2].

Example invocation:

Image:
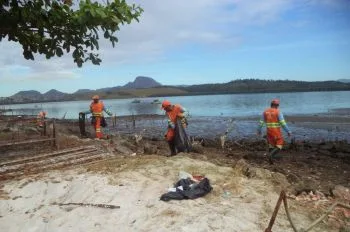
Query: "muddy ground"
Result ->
[[0, 114, 350, 231]]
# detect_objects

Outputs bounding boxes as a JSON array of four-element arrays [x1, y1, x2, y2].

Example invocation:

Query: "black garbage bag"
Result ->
[[91, 116, 96, 125], [174, 118, 192, 153], [91, 116, 107, 127], [100, 117, 107, 128], [175, 178, 193, 190], [160, 178, 213, 201]]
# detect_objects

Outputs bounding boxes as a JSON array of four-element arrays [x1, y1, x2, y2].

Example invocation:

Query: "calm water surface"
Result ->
[[2, 91, 350, 119]]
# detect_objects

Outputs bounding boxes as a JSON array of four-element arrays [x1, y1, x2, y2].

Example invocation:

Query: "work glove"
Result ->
[[168, 120, 175, 129], [181, 117, 188, 127]]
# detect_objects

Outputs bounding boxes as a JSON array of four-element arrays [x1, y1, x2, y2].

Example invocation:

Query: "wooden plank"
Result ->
[[0, 149, 99, 174], [0, 153, 107, 180], [0, 148, 97, 170], [0, 138, 55, 147], [0, 146, 96, 167]]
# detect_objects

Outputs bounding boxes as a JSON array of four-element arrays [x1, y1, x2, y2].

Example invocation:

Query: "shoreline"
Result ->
[[1, 108, 350, 120], [1, 111, 350, 142], [1, 89, 350, 106]]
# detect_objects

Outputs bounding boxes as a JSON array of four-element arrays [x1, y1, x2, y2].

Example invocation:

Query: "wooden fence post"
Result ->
[[53, 119, 57, 148], [43, 121, 47, 136], [112, 114, 117, 127], [79, 113, 86, 137]]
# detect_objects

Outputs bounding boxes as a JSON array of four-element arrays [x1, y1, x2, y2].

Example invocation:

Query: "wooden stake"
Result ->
[[53, 119, 57, 148]]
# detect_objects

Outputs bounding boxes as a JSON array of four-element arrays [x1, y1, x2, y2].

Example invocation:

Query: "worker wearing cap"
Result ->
[[257, 99, 291, 164], [89, 95, 112, 139], [37, 111, 47, 127], [161, 100, 188, 156]]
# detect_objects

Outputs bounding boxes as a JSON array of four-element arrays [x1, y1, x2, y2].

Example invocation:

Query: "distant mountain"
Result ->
[[43, 89, 66, 101], [1, 76, 163, 104], [123, 76, 161, 89], [96, 87, 120, 92], [2, 78, 350, 105], [337, 79, 350, 83], [74, 89, 94, 94], [177, 79, 350, 94], [10, 90, 42, 102], [95, 77, 161, 92]]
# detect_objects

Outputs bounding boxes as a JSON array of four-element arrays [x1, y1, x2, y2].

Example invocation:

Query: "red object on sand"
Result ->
[[192, 175, 204, 181]]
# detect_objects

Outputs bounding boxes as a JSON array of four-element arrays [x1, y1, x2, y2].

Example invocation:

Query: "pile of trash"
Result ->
[[288, 191, 328, 202], [160, 171, 212, 201]]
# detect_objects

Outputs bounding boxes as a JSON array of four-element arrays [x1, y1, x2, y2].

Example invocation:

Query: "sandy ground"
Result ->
[[0, 155, 332, 232]]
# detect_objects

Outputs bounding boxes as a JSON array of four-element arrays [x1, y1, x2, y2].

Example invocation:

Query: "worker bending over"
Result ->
[[161, 100, 188, 156]]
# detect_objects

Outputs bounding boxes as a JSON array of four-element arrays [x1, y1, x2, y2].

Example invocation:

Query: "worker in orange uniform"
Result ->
[[89, 95, 112, 139], [37, 111, 47, 127], [257, 99, 291, 164], [161, 100, 188, 156]]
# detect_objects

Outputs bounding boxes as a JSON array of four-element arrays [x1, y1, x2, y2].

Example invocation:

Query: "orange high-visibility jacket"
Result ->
[[165, 104, 186, 141], [258, 108, 290, 136], [90, 101, 111, 117], [166, 104, 184, 124], [264, 108, 281, 138]]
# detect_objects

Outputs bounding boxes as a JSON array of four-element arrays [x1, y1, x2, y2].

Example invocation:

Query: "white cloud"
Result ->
[[97, 0, 291, 65], [0, 40, 81, 82]]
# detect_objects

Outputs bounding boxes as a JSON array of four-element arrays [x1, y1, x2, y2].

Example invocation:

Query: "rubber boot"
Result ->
[[266, 148, 273, 163], [268, 147, 281, 164], [168, 141, 177, 156]]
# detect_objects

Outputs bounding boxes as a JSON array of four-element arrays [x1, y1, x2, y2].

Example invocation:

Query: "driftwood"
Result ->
[[53, 202, 120, 209]]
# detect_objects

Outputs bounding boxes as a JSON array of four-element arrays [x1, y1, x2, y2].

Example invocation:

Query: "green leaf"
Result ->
[[23, 50, 34, 60], [63, 4, 70, 12], [96, 8, 107, 18], [111, 36, 118, 43], [111, 16, 120, 24], [104, 30, 109, 39], [56, 47, 63, 57], [73, 49, 79, 59], [90, 9, 96, 17]]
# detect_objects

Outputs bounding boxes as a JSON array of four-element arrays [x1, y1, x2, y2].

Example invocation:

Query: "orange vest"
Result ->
[[263, 108, 281, 134], [90, 101, 105, 117], [166, 104, 182, 123]]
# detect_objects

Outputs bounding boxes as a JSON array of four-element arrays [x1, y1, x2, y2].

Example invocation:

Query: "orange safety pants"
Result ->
[[166, 128, 175, 142], [93, 117, 103, 139], [267, 129, 284, 149]]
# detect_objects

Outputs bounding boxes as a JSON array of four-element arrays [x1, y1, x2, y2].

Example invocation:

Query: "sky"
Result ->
[[0, 0, 350, 96]]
